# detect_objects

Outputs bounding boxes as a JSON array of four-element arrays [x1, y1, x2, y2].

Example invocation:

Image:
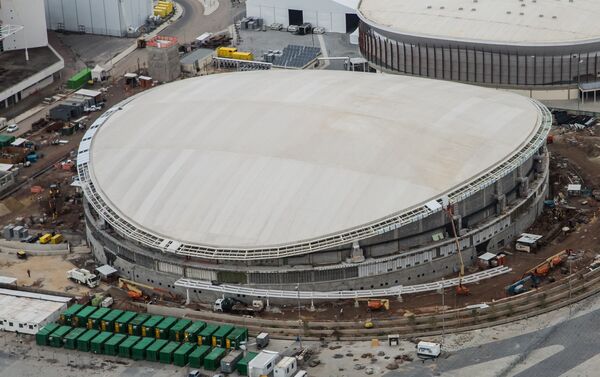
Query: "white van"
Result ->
[[416, 341, 441, 359], [294, 371, 308, 377]]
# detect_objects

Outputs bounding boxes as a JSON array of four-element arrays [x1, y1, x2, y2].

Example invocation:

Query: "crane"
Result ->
[[445, 204, 470, 295]]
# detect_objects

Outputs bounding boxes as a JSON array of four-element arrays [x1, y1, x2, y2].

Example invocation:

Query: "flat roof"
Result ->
[[0, 293, 66, 325], [0, 47, 60, 93], [359, 0, 600, 45], [88, 71, 542, 249], [0, 288, 71, 303]]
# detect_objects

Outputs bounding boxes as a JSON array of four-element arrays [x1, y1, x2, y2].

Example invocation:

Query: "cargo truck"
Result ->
[[213, 298, 264, 315], [173, 342, 196, 366], [221, 349, 244, 374], [114, 311, 137, 333], [155, 316, 178, 339], [59, 304, 84, 325], [67, 268, 100, 288], [188, 345, 211, 368], [183, 321, 206, 342], [169, 319, 192, 342]]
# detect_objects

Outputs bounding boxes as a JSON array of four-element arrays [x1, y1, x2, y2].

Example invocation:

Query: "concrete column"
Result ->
[[350, 241, 365, 263], [518, 176, 529, 198], [533, 155, 544, 173], [495, 194, 507, 214]]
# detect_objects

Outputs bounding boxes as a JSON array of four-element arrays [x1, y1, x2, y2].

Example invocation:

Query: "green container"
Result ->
[[188, 345, 211, 368], [118, 335, 141, 358], [131, 337, 155, 360], [173, 342, 195, 367], [226, 327, 249, 349], [104, 333, 127, 356], [204, 347, 227, 371], [90, 331, 113, 354], [63, 327, 86, 349], [77, 329, 99, 352], [141, 315, 164, 338], [212, 324, 234, 348], [48, 325, 72, 347], [73, 306, 98, 327], [183, 321, 206, 343], [198, 324, 219, 345], [87, 307, 111, 329], [237, 352, 258, 376], [114, 311, 137, 334], [146, 339, 168, 362], [100, 309, 123, 332], [0, 134, 16, 148], [59, 304, 84, 325], [155, 316, 178, 339], [159, 341, 180, 364], [67, 68, 91, 90], [169, 319, 191, 342], [36, 323, 60, 346], [128, 313, 150, 336]]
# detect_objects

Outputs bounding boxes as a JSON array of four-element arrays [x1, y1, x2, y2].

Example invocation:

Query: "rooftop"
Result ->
[[0, 290, 68, 325], [0, 47, 61, 93], [87, 70, 542, 249], [359, 0, 600, 45]]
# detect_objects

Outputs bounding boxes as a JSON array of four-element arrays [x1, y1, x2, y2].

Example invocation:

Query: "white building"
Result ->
[[44, 0, 153, 37], [0, 288, 70, 335], [246, 0, 359, 33], [0, 0, 48, 51]]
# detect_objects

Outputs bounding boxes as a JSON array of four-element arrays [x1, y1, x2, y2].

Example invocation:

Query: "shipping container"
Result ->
[[67, 68, 92, 90], [188, 345, 211, 368], [221, 349, 244, 374], [237, 352, 258, 376], [198, 324, 219, 345], [249, 350, 281, 377], [48, 325, 72, 347], [141, 315, 163, 337], [104, 333, 127, 356], [173, 342, 195, 366], [212, 324, 234, 348], [114, 311, 137, 333], [63, 327, 86, 349], [101, 309, 123, 332], [59, 304, 84, 325], [36, 323, 60, 346], [128, 313, 150, 336], [232, 51, 254, 61], [159, 341, 179, 364], [226, 327, 249, 349], [146, 339, 168, 362], [90, 331, 113, 354], [131, 337, 155, 360], [118, 335, 141, 358], [183, 321, 206, 343], [274, 356, 298, 377], [169, 319, 192, 342], [204, 347, 227, 371], [87, 307, 111, 329], [73, 306, 98, 327], [77, 329, 100, 352], [216, 47, 237, 58], [155, 316, 177, 339]]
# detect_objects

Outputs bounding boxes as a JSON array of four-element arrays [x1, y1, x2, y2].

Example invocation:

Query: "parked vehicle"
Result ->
[[213, 298, 264, 315], [67, 268, 100, 288], [6, 124, 18, 133], [416, 341, 441, 359]]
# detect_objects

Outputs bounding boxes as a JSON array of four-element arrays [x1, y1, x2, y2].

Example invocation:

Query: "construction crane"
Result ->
[[445, 204, 470, 295]]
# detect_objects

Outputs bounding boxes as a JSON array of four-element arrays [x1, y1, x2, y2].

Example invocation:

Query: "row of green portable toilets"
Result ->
[[57, 305, 248, 348]]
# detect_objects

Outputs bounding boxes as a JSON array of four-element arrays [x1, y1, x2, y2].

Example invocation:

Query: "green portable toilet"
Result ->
[[204, 347, 227, 371], [146, 339, 168, 362], [48, 325, 72, 347], [183, 321, 205, 343], [63, 327, 87, 349], [212, 324, 234, 348], [141, 315, 164, 337], [100, 309, 123, 332], [87, 307, 111, 329], [59, 304, 84, 325], [77, 329, 99, 352], [168, 319, 191, 341], [90, 331, 113, 354], [188, 345, 211, 368], [237, 352, 258, 376], [226, 327, 249, 349], [159, 341, 180, 364], [198, 324, 219, 345], [155, 316, 177, 339], [36, 323, 60, 346], [104, 333, 127, 356], [173, 342, 195, 367], [114, 311, 137, 334], [128, 313, 150, 336], [73, 306, 98, 327], [131, 337, 155, 360], [118, 335, 141, 358]]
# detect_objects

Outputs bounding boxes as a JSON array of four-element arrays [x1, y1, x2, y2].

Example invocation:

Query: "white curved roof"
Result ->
[[359, 0, 600, 45], [88, 70, 540, 249]]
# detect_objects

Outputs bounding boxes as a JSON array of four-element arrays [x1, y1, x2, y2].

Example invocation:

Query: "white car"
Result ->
[[6, 124, 18, 133]]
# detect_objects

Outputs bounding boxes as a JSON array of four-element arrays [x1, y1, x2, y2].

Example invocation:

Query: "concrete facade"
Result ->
[[0, 0, 48, 51], [147, 44, 181, 82]]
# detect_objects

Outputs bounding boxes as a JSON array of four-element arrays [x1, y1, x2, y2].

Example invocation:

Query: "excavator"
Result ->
[[118, 278, 177, 301], [355, 299, 390, 311], [507, 249, 571, 295], [445, 204, 470, 296]]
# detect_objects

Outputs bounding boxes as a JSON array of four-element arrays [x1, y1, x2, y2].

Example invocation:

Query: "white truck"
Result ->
[[67, 268, 100, 288], [416, 341, 441, 359]]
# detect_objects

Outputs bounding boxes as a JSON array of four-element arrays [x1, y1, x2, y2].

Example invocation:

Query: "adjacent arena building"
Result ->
[[357, 0, 600, 98], [78, 71, 551, 302]]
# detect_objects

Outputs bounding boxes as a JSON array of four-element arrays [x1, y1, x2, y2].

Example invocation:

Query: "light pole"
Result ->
[[441, 278, 446, 345], [296, 284, 302, 348]]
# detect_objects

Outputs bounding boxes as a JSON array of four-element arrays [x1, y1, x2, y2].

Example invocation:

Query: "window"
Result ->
[[29, 325, 34, 329], [18, 324, 23, 328], [9, 322, 13, 326]]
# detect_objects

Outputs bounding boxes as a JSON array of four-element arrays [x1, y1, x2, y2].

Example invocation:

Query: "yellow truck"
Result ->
[[39, 233, 52, 244]]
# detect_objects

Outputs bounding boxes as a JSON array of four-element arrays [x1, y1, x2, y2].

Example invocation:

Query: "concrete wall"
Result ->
[[148, 45, 181, 82], [0, 0, 48, 51]]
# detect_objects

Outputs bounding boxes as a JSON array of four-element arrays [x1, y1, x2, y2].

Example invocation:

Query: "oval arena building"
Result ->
[[358, 0, 600, 97], [78, 70, 551, 301]]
